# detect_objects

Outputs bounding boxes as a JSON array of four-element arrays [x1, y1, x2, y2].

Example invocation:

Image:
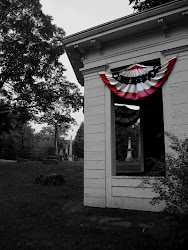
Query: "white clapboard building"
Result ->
[[63, 0, 188, 211]]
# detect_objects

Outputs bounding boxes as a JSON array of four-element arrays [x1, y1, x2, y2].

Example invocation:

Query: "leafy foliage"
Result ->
[[0, 0, 83, 132], [150, 133, 188, 216], [0, 99, 32, 134], [73, 122, 84, 160], [31, 125, 67, 160], [129, 0, 177, 12], [0, 123, 68, 160], [0, 123, 35, 159], [145, 156, 165, 176]]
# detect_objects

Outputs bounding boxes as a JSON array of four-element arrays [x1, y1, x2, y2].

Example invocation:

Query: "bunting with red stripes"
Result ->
[[99, 57, 177, 100]]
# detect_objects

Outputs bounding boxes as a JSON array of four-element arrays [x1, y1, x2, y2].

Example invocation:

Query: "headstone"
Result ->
[[68, 136, 73, 161], [126, 137, 133, 162], [59, 148, 64, 161], [64, 144, 68, 161], [42, 155, 58, 164]]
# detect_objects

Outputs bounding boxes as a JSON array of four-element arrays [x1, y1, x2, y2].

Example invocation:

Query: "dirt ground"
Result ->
[[0, 161, 187, 249]]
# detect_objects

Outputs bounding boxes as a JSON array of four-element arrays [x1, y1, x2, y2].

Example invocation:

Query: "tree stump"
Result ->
[[34, 174, 65, 186]]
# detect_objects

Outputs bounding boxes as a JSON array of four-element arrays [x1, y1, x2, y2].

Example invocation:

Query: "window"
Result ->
[[114, 98, 142, 176], [113, 59, 165, 176]]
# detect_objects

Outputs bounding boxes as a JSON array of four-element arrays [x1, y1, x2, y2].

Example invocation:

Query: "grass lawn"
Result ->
[[0, 161, 187, 249]]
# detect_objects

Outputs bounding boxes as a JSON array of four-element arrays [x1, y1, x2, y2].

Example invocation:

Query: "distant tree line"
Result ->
[[0, 123, 68, 161], [0, 122, 85, 161], [0, 120, 140, 161]]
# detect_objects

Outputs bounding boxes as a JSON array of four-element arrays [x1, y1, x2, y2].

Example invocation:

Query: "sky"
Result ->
[[35, 0, 134, 138]]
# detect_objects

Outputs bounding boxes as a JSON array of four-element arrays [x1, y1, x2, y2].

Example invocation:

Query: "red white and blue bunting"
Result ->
[[99, 57, 177, 100]]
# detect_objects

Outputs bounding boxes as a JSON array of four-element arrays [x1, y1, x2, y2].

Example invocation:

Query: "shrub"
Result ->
[[150, 133, 188, 216]]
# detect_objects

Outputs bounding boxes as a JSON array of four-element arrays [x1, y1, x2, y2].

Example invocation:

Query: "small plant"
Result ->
[[150, 132, 188, 216], [145, 156, 165, 176]]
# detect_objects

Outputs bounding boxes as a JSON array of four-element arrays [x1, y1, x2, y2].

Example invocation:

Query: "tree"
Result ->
[[38, 108, 74, 155], [0, 0, 83, 132], [34, 124, 69, 159], [73, 122, 84, 160], [129, 0, 177, 12], [33, 126, 55, 160], [0, 123, 35, 160], [0, 99, 31, 135]]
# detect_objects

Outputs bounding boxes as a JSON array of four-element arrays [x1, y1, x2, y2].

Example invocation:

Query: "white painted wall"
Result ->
[[83, 71, 106, 207], [167, 51, 188, 138], [82, 17, 188, 211], [110, 176, 165, 211]]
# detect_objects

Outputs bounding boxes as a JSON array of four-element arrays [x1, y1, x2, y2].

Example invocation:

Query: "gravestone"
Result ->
[[126, 137, 133, 162], [68, 136, 73, 161], [42, 155, 58, 164]]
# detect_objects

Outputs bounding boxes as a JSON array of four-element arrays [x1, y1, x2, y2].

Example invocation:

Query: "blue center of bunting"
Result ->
[[112, 65, 161, 85]]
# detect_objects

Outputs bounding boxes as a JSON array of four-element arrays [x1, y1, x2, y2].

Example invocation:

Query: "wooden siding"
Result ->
[[85, 178, 105, 189], [109, 177, 165, 211], [111, 176, 156, 188], [167, 51, 188, 138], [83, 18, 188, 211], [85, 105, 105, 117], [110, 197, 165, 212], [84, 197, 106, 208], [84, 160, 105, 169], [84, 73, 106, 208], [84, 169, 105, 179], [112, 187, 156, 199], [84, 142, 105, 152], [84, 95, 104, 107]]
